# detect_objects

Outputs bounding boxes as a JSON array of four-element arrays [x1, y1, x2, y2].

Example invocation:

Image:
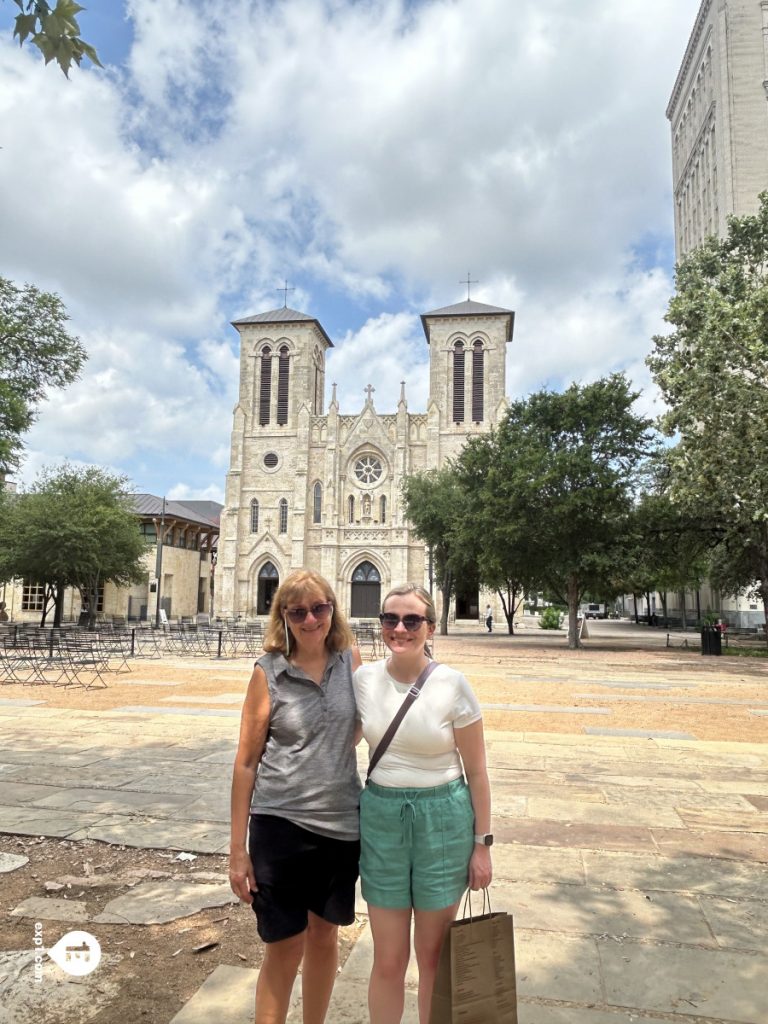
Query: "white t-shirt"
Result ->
[[353, 660, 482, 788]]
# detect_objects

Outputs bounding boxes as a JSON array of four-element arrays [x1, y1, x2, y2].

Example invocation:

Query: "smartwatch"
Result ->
[[474, 833, 494, 846]]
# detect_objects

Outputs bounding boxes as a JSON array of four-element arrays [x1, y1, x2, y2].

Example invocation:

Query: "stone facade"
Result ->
[[668, 0, 768, 258], [216, 300, 514, 620]]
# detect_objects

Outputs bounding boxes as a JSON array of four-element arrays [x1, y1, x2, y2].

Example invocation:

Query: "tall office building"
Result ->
[[667, 0, 768, 257]]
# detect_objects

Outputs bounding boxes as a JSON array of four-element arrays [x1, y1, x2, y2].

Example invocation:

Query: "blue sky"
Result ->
[[0, 0, 702, 501]]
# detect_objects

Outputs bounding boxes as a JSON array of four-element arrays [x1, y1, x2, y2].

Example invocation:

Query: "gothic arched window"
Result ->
[[278, 498, 288, 534], [348, 495, 355, 524], [250, 499, 259, 533], [472, 339, 484, 422], [313, 482, 322, 524], [277, 345, 290, 425], [380, 495, 387, 523], [259, 347, 272, 426], [452, 341, 465, 423]]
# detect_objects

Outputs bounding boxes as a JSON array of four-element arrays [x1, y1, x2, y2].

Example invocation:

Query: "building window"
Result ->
[[21, 581, 45, 611], [277, 345, 290, 425], [140, 523, 157, 542], [259, 347, 272, 425], [278, 498, 288, 534], [313, 483, 322, 524], [472, 339, 484, 422], [348, 495, 355, 523], [264, 452, 279, 469], [380, 495, 386, 523], [354, 455, 383, 484], [453, 341, 465, 423], [250, 499, 259, 533]]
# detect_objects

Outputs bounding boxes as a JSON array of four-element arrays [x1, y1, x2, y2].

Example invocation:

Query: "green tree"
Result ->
[[457, 375, 655, 648], [0, 276, 87, 473], [451, 430, 539, 635], [7, 0, 101, 75], [0, 464, 148, 627], [648, 193, 768, 639], [400, 467, 470, 635]]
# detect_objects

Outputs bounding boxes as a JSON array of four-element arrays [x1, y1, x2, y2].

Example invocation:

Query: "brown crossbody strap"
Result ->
[[366, 660, 439, 782]]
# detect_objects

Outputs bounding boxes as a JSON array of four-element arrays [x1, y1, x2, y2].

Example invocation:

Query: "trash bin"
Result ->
[[701, 624, 722, 656]]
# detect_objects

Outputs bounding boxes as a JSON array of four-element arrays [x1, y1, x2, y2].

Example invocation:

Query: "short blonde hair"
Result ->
[[382, 583, 437, 623], [263, 569, 355, 654]]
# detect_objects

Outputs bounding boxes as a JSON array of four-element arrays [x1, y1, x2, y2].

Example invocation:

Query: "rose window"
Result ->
[[354, 456, 383, 485]]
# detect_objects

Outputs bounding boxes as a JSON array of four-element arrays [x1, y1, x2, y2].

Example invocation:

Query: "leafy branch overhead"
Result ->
[[11, 0, 101, 76]]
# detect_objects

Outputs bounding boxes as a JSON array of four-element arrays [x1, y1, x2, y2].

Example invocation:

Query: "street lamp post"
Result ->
[[154, 497, 166, 628]]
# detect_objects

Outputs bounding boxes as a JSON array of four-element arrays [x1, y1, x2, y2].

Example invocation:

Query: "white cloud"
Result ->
[[0, 0, 703, 493]]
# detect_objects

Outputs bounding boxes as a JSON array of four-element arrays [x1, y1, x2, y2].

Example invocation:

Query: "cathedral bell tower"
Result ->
[[420, 298, 515, 467], [215, 306, 333, 617]]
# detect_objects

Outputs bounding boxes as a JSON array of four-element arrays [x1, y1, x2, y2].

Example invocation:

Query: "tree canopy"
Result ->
[[8, 0, 101, 75], [647, 192, 768, 633], [0, 464, 148, 627], [0, 276, 87, 473], [400, 467, 469, 635], [455, 375, 655, 647]]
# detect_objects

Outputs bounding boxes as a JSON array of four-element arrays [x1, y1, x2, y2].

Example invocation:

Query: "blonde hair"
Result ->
[[263, 569, 355, 654], [382, 583, 437, 622]]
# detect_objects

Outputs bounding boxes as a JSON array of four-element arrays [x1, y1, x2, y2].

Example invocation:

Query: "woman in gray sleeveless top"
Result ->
[[229, 570, 362, 1024]]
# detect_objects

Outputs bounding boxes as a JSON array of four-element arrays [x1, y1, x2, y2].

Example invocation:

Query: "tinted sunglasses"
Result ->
[[379, 613, 431, 631], [285, 602, 333, 624]]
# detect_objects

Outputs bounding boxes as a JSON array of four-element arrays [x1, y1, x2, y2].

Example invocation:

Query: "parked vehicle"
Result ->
[[580, 602, 607, 619]]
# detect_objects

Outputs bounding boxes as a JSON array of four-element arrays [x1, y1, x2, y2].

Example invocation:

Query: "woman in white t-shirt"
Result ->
[[353, 584, 492, 1024]]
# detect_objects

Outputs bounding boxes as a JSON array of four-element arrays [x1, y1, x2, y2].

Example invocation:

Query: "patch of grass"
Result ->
[[725, 645, 768, 659]]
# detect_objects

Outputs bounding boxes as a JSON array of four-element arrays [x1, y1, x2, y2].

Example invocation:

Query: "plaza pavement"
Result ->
[[1, 623, 767, 1023]]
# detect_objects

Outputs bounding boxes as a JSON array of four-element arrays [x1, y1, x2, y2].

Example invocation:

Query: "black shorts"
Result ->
[[248, 813, 360, 943]]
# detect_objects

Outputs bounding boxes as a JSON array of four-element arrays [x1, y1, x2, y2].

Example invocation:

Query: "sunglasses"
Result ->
[[379, 613, 431, 632], [285, 602, 333, 624]]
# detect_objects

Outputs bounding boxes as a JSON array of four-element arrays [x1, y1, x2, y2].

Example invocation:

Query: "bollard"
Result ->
[[217, 629, 223, 658]]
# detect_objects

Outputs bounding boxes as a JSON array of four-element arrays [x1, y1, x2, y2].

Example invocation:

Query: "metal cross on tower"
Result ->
[[364, 384, 375, 402], [277, 280, 295, 307], [460, 272, 478, 301]]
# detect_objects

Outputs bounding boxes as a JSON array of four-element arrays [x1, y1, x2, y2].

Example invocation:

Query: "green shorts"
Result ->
[[359, 777, 474, 911]]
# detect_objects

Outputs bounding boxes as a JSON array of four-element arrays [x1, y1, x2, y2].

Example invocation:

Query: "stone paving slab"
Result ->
[[495, 820, 659, 853], [0, 806, 105, 838], [582, 850, 768, 900], [11, 896, 89, 922], [492, 880, 715, 945], [93, 881, 237, 925], [0, 698, 46, 707], [698, 894, 768, 950], [0, 852, 28, 872], [112, 705, 241, 717], [482, 703, 612, 715], [598, 939, 766, 1022], [676, 807, 768, 834], [67, 815, 230, 853], [578, 692, 768, 706], [492, 845, 585, 885], [584, 727, 697, 739], [525, 797, 685, 829], [650, 827, 768, 863], [162, 694, 244, 704], [30, 786, 200, 817]]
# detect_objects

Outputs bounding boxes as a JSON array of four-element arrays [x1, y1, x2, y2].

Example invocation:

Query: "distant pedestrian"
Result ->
[[484, 604, 493, 633], [0, 601, 8, 622]]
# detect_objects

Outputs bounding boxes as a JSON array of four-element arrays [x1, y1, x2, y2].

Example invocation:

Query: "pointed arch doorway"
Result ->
[[350, 561, 381, 618], [257, 562, 279, 615]]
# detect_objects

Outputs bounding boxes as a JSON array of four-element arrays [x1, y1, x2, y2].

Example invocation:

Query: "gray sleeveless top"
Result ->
[[250, 649, 361, 840]]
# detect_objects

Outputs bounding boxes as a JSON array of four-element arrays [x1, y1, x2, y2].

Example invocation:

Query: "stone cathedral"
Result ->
[[215, 298, 515, 620]]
